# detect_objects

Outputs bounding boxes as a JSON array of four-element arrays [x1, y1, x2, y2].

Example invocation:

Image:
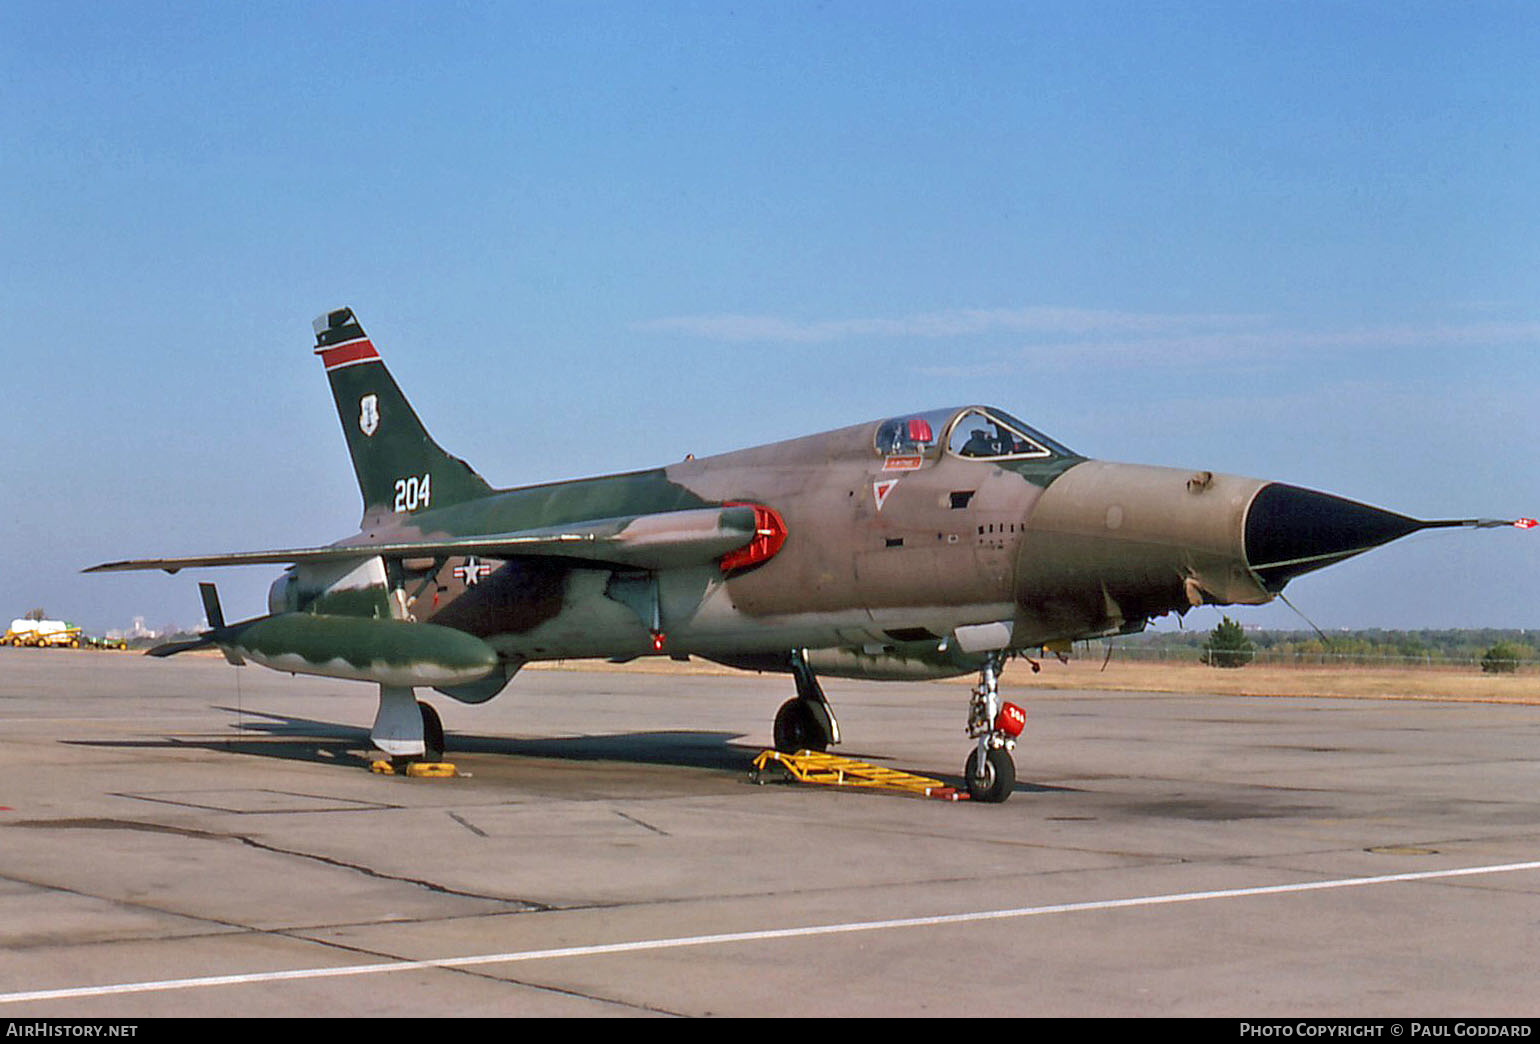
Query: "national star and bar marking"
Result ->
[[452, 557, 493, 585]]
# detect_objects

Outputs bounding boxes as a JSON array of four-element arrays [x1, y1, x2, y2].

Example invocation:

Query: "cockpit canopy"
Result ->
[[874, 406, 1075, 462]]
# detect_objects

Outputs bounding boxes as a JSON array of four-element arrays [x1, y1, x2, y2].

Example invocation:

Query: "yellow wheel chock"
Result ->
[[750, 749, 967, 801], [371, 759, 456, 778]]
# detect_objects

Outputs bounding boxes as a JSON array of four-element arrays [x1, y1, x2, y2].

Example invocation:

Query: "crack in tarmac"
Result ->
[[6, 817, 552, 911]]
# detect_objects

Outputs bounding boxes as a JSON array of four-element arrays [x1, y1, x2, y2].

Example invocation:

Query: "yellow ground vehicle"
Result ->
[[3, 619, 85, 648]]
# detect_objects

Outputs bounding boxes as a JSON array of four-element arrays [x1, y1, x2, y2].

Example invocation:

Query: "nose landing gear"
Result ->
[[964, 652, 1025, 802]]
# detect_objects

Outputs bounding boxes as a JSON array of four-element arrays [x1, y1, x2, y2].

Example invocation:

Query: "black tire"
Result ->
[[418, 700, 445, 762], [773, 699, 830, 753], [964, 746, 1016, 803]]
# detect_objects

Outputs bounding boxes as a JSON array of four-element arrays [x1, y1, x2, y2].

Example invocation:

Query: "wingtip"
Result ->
[[146, 637, 214, 658]]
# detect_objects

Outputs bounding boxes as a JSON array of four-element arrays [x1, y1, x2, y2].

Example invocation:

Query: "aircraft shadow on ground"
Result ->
[[58, 705, 769, 774], [60, 705, 1064, 794]]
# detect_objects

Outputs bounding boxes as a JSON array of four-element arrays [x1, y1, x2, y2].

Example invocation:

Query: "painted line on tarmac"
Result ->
[[4, 859, 1539, 1006]]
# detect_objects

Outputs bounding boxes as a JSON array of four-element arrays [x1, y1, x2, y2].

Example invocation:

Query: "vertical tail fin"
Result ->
[[197, 582, 245, 666], [313, 308, 493, 522]]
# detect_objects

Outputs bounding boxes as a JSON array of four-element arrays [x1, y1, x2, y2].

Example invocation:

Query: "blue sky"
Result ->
[[3, 1, 1536, 634]]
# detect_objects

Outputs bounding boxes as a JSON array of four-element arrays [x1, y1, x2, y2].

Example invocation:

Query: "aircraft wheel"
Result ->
[[418, 700, 445, 762], [773, 699, 829, 753], [964, 746, 1016, 803]]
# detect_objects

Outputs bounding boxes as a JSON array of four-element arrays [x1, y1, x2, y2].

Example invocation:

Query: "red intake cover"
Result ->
[[719, 502, 788, 573], [995, 701, 1026, 738]]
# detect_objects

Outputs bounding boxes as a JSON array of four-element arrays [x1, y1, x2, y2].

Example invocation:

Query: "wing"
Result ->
[[86, 505, 780, 575]]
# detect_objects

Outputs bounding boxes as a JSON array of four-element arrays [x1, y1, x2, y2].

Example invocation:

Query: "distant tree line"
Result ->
[[1097, 627, 1537, 671]]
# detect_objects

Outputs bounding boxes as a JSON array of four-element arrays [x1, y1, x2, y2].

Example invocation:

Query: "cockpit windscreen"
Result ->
[[875, 406, 1075, 462]]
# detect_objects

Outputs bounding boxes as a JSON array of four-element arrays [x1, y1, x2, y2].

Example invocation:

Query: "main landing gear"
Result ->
[[964, 652, 1026, 803], [371, 685, 447, 769], [772, 649, 842, 753]]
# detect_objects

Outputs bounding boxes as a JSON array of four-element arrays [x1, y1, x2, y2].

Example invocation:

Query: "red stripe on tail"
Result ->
[[316, 339, 379, 371]]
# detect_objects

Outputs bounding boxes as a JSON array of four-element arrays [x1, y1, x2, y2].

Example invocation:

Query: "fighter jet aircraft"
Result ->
[[88, 308, 1534, 801]]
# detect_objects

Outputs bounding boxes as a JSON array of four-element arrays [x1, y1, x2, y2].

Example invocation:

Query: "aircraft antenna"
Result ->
[[1420, 517, 1536, 530], [1277, 590, 1334, 653]]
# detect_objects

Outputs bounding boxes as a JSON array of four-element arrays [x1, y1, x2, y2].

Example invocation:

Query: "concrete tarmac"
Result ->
[[2, 647, 1539, 1017]]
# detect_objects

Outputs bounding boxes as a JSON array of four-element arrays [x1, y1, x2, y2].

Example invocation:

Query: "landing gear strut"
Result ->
[[964, 652, 1024, 803], [372, 685, 447, 767], [772, 649, 841, 753]]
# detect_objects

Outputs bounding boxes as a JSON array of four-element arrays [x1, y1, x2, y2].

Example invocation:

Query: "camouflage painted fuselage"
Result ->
[[272, 409, 1287, 675]]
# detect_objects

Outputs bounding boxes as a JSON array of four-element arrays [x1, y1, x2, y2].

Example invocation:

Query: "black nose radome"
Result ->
[[1244, 483, 1424, 592]]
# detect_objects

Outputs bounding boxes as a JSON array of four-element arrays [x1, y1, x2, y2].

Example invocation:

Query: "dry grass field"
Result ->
[[998, 658, 1540, 703], [522, 653, 1540, 704]]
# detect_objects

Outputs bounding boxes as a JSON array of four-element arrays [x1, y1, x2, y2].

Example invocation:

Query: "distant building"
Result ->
[[125, 616, 160, 640]]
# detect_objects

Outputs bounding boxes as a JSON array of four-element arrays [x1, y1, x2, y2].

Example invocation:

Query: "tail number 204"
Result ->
[[394, 474, 432, 513]]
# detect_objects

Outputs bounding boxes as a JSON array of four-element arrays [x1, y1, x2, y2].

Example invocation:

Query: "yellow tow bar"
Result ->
[[750, 749, 967, 801]]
